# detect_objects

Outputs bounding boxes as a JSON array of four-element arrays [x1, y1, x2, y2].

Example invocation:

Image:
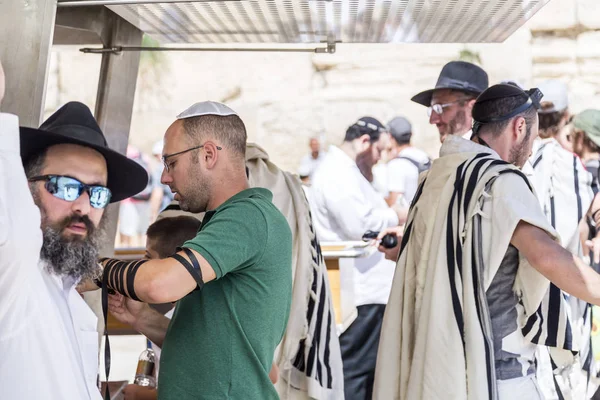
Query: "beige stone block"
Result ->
[[532, 37, 576, 63], [577, 31, 600, 59], [533, 61, 578, 79], [526, 0, 577, 31], [578, 0, 600, 29]]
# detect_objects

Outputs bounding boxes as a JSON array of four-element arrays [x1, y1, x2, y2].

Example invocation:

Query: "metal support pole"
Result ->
[[0, 0, 57, 126], [85, 11, 143, 338]]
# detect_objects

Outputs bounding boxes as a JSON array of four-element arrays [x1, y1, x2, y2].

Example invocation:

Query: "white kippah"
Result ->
[[176, 101, 238, 119]]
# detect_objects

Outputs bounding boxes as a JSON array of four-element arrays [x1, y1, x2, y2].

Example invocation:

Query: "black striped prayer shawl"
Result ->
[[374, 146, 565, 400], [530, 139, 596, 399]]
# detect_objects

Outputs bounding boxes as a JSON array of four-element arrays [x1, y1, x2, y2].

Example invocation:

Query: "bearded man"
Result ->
[[0, 70, 147, 400]]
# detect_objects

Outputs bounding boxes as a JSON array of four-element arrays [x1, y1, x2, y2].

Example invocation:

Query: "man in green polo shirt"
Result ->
[[103, 102, 292, 399]]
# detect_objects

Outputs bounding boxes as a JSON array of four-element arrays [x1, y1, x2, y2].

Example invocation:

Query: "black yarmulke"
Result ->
[[472, 84, 531, 121]]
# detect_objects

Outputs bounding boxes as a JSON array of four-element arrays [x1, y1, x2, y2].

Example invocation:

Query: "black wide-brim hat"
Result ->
[[20, 101, 148, 203], [411, 61, 489, 107]]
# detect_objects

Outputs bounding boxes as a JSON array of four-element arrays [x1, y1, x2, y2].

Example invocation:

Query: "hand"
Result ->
[[123, 384, 157, 400], [586, 236, 600, 265], [76, 278, 100, 294], [377, 226, 404, 261], [0, 60, 5, 107], [108, 293, 150, 329]]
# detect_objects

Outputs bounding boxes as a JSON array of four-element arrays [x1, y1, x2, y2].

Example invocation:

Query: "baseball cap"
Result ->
[[537, 80, 568, 114], [387, 117, 412, 144], [573, 109, 600, 147]]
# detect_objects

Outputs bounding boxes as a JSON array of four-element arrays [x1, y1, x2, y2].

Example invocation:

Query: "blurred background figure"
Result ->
[[298, 137, 326, 184], [118, 145, 153, 247], [149, 140, 174, 222]]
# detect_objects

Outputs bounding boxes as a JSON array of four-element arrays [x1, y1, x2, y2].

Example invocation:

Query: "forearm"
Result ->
[[537, 245, 600, 306], [133, 306, 171, 348]]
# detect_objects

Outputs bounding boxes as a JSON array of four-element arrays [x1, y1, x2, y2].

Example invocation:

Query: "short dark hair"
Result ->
[[183, 114, 247, 159], [146, 216, 202, 259], [538, 109, 568, 138], [475, 96, 537, 138], [23, 149, 47, 179]]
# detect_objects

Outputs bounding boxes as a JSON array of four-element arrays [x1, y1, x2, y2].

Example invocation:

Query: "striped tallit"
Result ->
[[373, 136, 559, 400], [158, 143, 344, 399], [530, 139, 596, 399]]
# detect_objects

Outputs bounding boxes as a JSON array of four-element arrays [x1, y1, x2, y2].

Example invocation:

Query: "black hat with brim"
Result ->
[[411, 61, 489, 106], [20, 101, 148, 203]]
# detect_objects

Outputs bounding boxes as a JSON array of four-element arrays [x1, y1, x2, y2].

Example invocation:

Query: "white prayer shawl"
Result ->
[[530, 139, 596, 398], [158, 143, 344, 400], [373, 136, 559, 400]]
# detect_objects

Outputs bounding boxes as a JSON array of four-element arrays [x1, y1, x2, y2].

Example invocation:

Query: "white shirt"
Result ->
[[298, 151, 326, 178], [0, 113, 101, 400], [387, 147, 431, 204], [309, 145, 398, 305]]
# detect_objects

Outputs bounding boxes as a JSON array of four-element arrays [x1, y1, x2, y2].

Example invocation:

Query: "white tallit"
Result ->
[[529, 139, 596, 399], [158, 143, 344, 399], [373, 136, 559, 400]]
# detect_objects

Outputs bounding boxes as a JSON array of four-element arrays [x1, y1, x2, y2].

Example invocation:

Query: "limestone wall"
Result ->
[[44, 0, 600, 174]]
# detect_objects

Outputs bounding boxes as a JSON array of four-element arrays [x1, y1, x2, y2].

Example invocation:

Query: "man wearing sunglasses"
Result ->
[[412, 60, 489, 143], [0, 60, 148, 399]]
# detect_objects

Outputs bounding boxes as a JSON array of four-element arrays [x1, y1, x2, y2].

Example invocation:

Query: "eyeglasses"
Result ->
[[29, 175, 112, 209], [427, 99, 467, 117], [162, 143, 222, 172]]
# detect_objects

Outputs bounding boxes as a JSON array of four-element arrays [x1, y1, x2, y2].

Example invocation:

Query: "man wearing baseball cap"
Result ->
[[384, 116, 431, 208], [0, 60, 148, 399], [375, 84, 600, 400], [536, 80, 572, 152], [412, 60, 489, 143], [99, 101, 293, 400]]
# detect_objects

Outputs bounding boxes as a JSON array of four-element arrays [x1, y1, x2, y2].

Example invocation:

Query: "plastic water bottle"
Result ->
[[133, 348, 156, 388]]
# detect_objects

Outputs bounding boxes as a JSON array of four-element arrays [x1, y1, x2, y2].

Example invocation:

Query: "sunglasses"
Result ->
[[29, 175, 112, 209]]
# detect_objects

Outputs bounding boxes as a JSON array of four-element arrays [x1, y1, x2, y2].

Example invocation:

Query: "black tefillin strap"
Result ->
[[170, 247, 205, 291], [98, 258, 148, 400]]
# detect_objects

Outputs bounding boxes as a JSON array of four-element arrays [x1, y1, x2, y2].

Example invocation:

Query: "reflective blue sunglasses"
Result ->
[[29, 175, 112, 209]]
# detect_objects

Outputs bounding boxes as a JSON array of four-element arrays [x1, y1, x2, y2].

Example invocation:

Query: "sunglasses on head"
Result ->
[[29, 175, 112, 209]]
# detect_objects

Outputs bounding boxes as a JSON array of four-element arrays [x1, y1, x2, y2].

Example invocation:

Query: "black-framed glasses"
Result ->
[[162, 143, 222, 172], [29, 175, 112, 209]]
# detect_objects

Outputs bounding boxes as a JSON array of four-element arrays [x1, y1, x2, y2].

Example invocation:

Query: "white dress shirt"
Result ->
[[310, 145, 398, 306], [0, 113, 101, 400]]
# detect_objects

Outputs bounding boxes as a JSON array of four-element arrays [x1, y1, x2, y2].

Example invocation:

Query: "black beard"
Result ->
[[41, 215, 106, 282]]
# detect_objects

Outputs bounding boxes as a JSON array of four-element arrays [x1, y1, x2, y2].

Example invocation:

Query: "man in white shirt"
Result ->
[[298, 137, 326, 183], [412, 61, 489, 143], [309, 116, 404, 400], [385, 116, 431, 207], [0, 63, 148, 400]]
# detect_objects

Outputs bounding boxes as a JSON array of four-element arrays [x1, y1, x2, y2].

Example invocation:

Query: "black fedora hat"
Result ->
[[20, 101, 148, 203], [411, 61, 489, 107]]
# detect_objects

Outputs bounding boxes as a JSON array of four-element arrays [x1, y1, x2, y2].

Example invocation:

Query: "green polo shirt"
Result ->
[[157, 188, 292, 399]]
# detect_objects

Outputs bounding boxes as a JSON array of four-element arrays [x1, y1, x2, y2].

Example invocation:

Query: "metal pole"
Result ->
[[80, 45, 333, 53], [58, 0, 240, 7], [0, 0, 57, 126]]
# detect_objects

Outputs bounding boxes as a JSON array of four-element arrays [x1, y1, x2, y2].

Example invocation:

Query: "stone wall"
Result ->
[[44, 0, 599, 174]]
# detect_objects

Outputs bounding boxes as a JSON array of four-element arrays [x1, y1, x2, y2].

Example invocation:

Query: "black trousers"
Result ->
[[339, 304, 386, 400]]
